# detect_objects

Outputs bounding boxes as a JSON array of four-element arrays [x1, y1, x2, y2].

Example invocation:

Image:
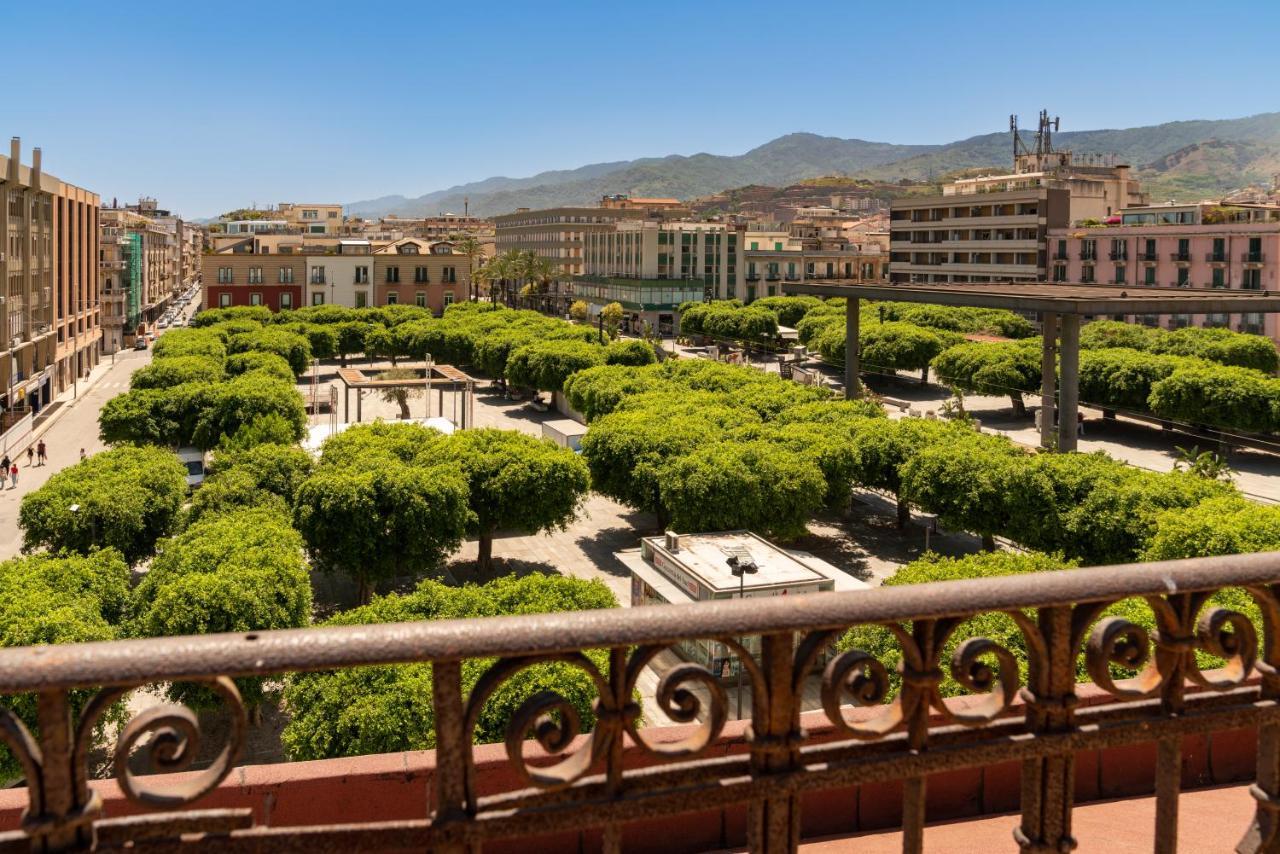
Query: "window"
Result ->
[[1211, 238, 1226, 262], [1113, 265, 1126, 284], [414, 266, 428, 283], [773, 242, 782, 251], [1080, 239, 1096, 260], [311, 292, 325, 306], [1054, 239, 1067, 260], [248, 267, 263, 284], [311, 266, 325, 284], [1177, 267, 1190, 286], [385, 266, 400, 283], [301, 209, 318, 220], [749, 241, 758, 250], [355, 266, 369, 284], [386, 293, 398, 305], [415, 292, 426, 307], [250, 293, 262, 306], [1212, 268, 1226, 288], [278, 267, 294, 284], [217, 267, 232, 284], [218, 293, 231, 308], [1081, 264, 1095, 283], [355, 291, 367, 308], [1144, 266, 1156, 285], [1244, 269, 1262, 290], [1052, 265, 1066, 282], [280, 293, 293, 309], [327, 211, 338, 218], [443, 292, 454, 307], [442, 266, 457, 283]]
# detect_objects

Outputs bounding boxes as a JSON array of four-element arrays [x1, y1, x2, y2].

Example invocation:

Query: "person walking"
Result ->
[[9, 463, 17, 489], [36, 440, 46, 466], [25, 446, 33, 467], [0, 455, 8, 476], [79, 448, 87, 462]]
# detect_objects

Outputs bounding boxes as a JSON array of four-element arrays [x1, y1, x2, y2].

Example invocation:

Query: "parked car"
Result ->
[[177, 446, 207, 489], [134, 338, 148, 350]]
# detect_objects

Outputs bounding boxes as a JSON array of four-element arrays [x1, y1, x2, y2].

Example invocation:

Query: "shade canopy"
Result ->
[[788, 282, 1280, 316]]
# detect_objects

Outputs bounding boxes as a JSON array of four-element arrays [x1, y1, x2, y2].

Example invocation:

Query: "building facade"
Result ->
[[889, 117, 1146, 284], [372, 238, 461, 313], [202, 254, 304, 312], [1048, 203, 1280, 340], [1, 137, 100, 427], [99, 202, 193, 352]]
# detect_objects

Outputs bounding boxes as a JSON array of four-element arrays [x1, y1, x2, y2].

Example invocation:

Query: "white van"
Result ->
[[176, 447, 207, 488]]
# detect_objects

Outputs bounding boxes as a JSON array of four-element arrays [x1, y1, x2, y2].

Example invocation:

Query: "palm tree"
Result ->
[[453, 235, 485, 301], [524, 255, 567, 313]]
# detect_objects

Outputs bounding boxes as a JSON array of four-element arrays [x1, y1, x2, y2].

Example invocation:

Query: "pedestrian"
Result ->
[[0, 455, 8, 475], [79, 448, 87, 462], [36, 440, 46, 466], [9, 463, 17, 489], [25, 446, 33, 466], [1077, 411, 1085, 437]]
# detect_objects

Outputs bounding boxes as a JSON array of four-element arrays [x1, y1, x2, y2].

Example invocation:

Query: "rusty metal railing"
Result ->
[[4, 552, 1280, 852]]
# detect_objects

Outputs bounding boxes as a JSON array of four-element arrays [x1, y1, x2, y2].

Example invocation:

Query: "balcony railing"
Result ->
[[1170, 252, 1192, 263], [1207, 253, 1229, 263], [1078, 252, 1097, 261], [1108, 251, 1128, 261], [1139, 252, 1158, 262], [0, 553, 1279, 852], [1244, 253, 1266, 264]]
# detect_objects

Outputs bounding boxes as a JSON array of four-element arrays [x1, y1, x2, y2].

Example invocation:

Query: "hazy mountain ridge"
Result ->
[[346, 113, 1280, 218]]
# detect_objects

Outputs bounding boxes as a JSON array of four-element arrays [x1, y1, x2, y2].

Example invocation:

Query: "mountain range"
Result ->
[[346, 112, 1280, 219]]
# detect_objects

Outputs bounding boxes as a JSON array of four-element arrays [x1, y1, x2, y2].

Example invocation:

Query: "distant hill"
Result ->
[[346, 112, 1280, 217]]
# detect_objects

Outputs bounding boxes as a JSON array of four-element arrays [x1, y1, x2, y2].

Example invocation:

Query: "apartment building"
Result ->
[[353, 214, 492, 241], [744, 229, 887, 302], [203, 237, 466, 315], [1, 137, 100, 426], [99, 201, 192, 351], [373, 238, 462, 313], [202, 253, 304, 312], [278, 203, 343, 234], [889, 115, 1147, 284], [493, 197, 692, 277], [1048, 202, 1280, 340]]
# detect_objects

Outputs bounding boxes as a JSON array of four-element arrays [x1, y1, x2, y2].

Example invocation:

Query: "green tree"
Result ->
[[191, 373, 308, 450], [750, 295, 825, 327], [601, 302, 624, 339], [505, 339, 604, 393], [848, 418, 967, 528], [152, 328, 228, 361], [130, 355, 224, 390], [569, 300, 589, 323], [563, 364, 665, 422], [227, 328, 312, 376], [452, 235, 486, 301], [931, 340, 1041, 416], [280, 574, 617, 760], [1080, 319, 1162, 352], [900, 433, 1027, 550], [604, 339, 657, 367], [1078, 348, 1197, 411], [128, 508, 311, 710], [19, 446, 187, 564], [658, 440, 826, 539], [1144, 496, 1280, 560], [374, 367, 424, 419], [1149, 365, 1280, 433], [860, 322, 961, 383], [447, 429, 590, 573], [0, 550, 131, 781], [223, 351, 296, 382], [98, 383, 211, 447], [294, 425, 470, 603], [1150, 326, 1280, 373]]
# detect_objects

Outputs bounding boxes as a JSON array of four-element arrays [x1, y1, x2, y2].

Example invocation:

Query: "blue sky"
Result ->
[[4, 0, 1278, 218]]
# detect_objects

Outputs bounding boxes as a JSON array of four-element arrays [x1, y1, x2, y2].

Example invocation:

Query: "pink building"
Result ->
[[1048, 203, 1280, 341]]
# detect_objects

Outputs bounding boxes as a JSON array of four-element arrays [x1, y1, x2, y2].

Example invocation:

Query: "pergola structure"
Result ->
[[788, 282, 1280, 452], [336, 363, 476, 428]]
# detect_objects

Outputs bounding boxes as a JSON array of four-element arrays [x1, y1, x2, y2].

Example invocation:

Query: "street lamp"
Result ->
[[726, 554, 758, 719]]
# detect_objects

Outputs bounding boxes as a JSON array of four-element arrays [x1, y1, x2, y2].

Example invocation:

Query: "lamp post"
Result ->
[[726, 555, 758, 719]]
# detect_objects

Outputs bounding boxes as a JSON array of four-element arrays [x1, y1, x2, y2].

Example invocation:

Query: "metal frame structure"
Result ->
[[789, 282, 1280, 451], [336, 363, 475, 427], [2, 552, 1280, 852]]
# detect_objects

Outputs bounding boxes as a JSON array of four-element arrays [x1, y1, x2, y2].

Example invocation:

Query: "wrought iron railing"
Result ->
[[2, 552, 1280, 852]]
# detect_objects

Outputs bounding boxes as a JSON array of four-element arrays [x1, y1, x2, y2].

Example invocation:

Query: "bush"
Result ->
[[750, 295, 825, 327], [152, 329, 227, 361], [861, 321, 962, 380], [1078, 348, 1198, 411], [604, 339, 657, 367], [19, 446, 187, 564], [280, 575, 618, 760], [563, 365, 665, 422], [505, 339, 604, 392], [1148, 365, 1280, 433], [1144, 496, 1280, 560], [224, 351, 296, 382], [191, 305, 271, 327], [931, 340, 1041, 414], [1080, 319, 1162, 352]]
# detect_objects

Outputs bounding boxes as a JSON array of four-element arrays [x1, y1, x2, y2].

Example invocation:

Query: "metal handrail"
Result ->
[[1, 551, 1277, 692]]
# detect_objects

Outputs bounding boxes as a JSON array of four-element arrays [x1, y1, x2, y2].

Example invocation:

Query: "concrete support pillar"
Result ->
[[356, 388, 362, 423], [1040, 312, 1058, 450], [1057, 314, 1080, 453], [844, 297, 861, 399]]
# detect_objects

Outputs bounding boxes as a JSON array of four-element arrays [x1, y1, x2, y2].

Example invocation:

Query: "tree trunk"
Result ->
[[340, 352, 348, 368], [1010, 393, 1027, 417], [356, 576, 372, 606], [397, 396, 410, 419], [981, 533, 996, 552], [920, 366, 929, 385], [896, 497, 911, 529], [477, 532, 494, 574]]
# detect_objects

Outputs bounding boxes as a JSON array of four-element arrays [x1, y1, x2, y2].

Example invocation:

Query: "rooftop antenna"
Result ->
[[1035, 110, 1060, 157], [1011, 114, 1031, 167]]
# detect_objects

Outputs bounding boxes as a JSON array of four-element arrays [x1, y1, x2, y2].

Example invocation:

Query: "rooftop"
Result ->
[[643, 531, 829, 595]]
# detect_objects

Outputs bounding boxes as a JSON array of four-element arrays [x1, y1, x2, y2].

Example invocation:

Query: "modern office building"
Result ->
[[1, 137, 100, 430], [1048, 202, 1280, 340], [889, 113, 1147, 284]]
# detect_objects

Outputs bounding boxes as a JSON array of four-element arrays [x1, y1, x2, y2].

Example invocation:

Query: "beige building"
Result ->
[[1, 137, 100, 432], [99, 200, 194, 352], [890, 114, 1147, 284], [278, 203, 343, 234], [352, 214, 491, 241]]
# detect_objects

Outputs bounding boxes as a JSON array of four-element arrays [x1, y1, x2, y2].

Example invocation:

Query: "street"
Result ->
[[0, 346, 153, 560]]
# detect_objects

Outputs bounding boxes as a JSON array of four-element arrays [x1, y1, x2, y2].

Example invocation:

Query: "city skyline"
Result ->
[[5, 0, 1280, 217]]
